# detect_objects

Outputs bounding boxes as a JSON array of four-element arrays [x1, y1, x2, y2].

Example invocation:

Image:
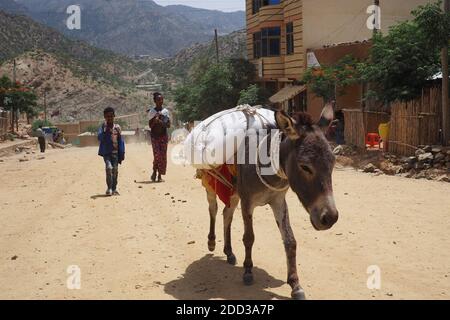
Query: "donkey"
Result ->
[[205, 107, 339, 300]]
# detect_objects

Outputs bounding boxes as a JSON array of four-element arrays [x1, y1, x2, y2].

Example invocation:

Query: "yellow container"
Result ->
[[378, 122, 390, 141]]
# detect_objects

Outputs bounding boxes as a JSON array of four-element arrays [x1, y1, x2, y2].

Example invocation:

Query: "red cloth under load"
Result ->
[[205, 165, 234, 207]]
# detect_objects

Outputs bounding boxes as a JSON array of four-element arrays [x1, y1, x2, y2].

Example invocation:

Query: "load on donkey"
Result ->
[[183, 104, 339, 300]]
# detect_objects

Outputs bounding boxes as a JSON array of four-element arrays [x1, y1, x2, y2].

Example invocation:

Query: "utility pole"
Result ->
[[442, 0, 449, 146], [214, 29, 219, 64], [13, 59, 16, 84], [373, 0, 380, 35], [12, 59, 17, 133], [365, 0, 380, 111], [43, 90, 47, 122]]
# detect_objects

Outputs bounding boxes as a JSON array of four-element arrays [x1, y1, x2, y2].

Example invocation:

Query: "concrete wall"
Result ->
[[78, 133, 98, 148], [79, 120, 101, 134], [302, 0, 435, 51], [78, 132, 138, 148], [55, 123, 80, 135]]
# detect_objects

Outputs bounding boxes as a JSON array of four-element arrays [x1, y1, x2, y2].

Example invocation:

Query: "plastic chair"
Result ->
[[366, 133, 381, 148]]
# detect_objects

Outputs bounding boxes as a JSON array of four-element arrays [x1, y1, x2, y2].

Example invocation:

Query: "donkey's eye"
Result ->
[[300, 165, 313, 175]]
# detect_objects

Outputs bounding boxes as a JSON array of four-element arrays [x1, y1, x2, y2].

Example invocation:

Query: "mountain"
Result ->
[[153, 30, 247, 79], [0, 51, 149, 122], [13, 0, 245, 57], [0, 0, 28, 15], [0, 10, 148, 88], [0, 10, 152, 121]]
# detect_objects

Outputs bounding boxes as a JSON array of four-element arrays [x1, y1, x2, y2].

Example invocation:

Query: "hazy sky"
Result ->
[[153, 0, 245, 12]]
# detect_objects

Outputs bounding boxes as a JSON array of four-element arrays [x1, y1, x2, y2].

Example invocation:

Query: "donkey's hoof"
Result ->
[[226, 254, 236, 265], [291, 288, 306, 300], [208, 241, 216, 252], [243, 273, 254, 286]]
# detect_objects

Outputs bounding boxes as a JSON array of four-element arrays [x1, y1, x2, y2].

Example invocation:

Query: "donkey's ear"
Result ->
[[317, 102, 335, 130], [275, 110, 300, 140]]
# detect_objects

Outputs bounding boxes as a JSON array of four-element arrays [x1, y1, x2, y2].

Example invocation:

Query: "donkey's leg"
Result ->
[[241, 201, 255, 285], [223, 194, 239, 265], [206, 189, 218, 252], [270, 198, 306, 300]]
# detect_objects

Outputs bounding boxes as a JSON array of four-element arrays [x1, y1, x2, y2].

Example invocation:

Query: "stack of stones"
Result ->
[[400, 146, 450, 172]]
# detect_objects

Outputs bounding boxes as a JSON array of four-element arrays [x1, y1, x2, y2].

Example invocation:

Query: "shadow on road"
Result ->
[[134, 180, 158, 185], [90, 194, 111, 200], [164, 254, 288, 300]]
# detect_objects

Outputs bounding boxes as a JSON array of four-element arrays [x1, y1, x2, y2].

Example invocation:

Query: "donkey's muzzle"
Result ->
[[310, 205, 339, 231], [319, 209, 339, 229]]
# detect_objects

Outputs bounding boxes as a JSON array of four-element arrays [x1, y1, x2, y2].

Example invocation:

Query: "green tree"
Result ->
[[173, 85, 200, 122], [228, 58, 257, 101], [238, 84, 269, 106], [359, 1, 449, 103], [32, 119, 53, 131], [174, 59, 256, 122], [0, 75, 39, 133], [414, 1, 450, 50], [302, 55, 360, 103], [195, 63, 233, 118]]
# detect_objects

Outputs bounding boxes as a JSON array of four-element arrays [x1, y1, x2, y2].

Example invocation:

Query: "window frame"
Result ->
[[253, 32, 262, 59], [286, 22, 294, 55], [261, 26, 281, 57], [252, 0, 281, 15]]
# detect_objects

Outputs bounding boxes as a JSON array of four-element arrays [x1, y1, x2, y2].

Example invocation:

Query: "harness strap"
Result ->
[[207, 168, 234, 190], [255, 131, 289, 192]]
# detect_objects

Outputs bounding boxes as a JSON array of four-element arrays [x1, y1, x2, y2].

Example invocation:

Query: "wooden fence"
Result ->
[[388, 85, 442, 156], [342, 109, 390, 149], [0, 111, 9, 137], [0, 117, 7, 136]]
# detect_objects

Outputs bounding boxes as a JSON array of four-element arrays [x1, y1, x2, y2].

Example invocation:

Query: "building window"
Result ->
[[253, 32, 262, 59], [261, 27, 281, 57], [286, 22, 294, 55], [252, 0, 281, 14], [253, 27, 281, 58]]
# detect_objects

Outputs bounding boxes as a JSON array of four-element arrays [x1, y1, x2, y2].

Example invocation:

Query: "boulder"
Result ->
[[409, 156, 417, 163], [363, 163, 377, 173], [415, 149, 425, 157], [415, 171, 427, 179], [405, 170, 416, 178], [333, 145, 344, 155], [437, 175, 450, 183], [414, 162, 424, 170], [434, 153, 445, 162], [425, 171, 436, 180], [336, 156, 354, 167], [431, 147, 442, 154], [402, 163, 413, 171], [417, 152, 433, 162]]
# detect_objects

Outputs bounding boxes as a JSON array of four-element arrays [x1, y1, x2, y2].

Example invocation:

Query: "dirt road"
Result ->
[[0, 143, 449, 300]]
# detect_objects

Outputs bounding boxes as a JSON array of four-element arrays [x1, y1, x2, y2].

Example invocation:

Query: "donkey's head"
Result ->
[[275, 104, 338, 231]]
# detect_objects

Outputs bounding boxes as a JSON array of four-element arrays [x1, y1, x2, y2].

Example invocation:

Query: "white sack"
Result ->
[[183, 105, 276, 169]]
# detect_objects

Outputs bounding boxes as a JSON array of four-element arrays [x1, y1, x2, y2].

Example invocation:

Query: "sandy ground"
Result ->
[[0, 143, 449, 300]]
